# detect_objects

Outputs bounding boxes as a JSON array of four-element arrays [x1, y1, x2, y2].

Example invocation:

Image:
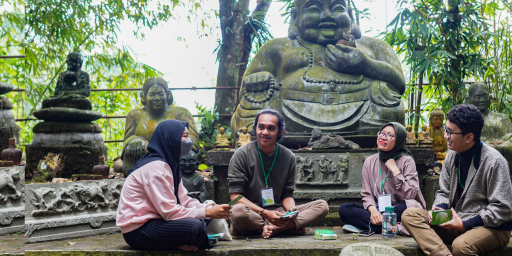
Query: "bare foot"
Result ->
[[262, 225, 274, 239], [177, 245, 199, 251]]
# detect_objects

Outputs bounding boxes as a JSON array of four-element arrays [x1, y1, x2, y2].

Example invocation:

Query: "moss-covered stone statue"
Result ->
[[464, 82, 512, 173], [214, 127, 231, 149], [406, 125, 417, 146], [418, 124, 433, 147], [237, 126, 251, 147], [180, 151, 205, 202], [231, 0, 406, 146], [427, 107, 447, 160], [122, 77, 199, 174]]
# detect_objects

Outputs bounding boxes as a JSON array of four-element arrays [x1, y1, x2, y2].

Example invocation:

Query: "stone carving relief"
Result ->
[[0, 168, 23, 202], [29, 180, 123, 216], [295, 154, 350, 184]]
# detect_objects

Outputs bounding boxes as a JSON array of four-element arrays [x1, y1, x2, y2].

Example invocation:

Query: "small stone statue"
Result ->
[[308, 128, 360, 150], [214, 127, 231, 148], [418, 125, 433, 147], [318, 155, 334, 183], [237, 127, 251, 147], [427, 108, 448, 160], [180, 151, 205, 202], [92, 156, 109, 179], [333, 154, 349, 184], [122, 77, 199, 175], [1, 138, 22, 166], [55, 52, 91, 98], [0, 82, 20, 152], [406, 125, 417, 146]]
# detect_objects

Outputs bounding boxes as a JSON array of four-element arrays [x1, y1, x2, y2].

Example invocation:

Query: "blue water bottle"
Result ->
[[382, 206, 396, 238]]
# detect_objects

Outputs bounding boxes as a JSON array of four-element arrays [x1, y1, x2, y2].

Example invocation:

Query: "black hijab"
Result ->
[[378, 122, 412, 162], [127, 119, 187, 204]]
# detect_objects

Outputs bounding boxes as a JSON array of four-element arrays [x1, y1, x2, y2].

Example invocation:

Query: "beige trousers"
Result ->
[[230, 199, 329, 236], [402, 208, 511, 256]]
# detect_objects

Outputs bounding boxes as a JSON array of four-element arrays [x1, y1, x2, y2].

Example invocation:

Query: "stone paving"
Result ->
[[0, 233, 24, 255], [20, 227, 512, 256]]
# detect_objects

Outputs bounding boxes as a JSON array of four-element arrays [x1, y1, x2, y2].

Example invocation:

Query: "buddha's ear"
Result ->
[[167, 88, 174, 106], [348, 7, 362, 39], [288, 7, 299, 40], [140, 92, 145, 105]]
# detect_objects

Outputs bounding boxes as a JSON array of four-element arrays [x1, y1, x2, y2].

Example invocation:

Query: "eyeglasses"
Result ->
[[444, 128, 467, 138], [377, 131, 395, 140]]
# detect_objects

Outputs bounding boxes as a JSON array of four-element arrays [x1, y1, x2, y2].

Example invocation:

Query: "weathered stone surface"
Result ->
[[0, 82, 13, 95], [26, 135, 108, 179], [33, 107, 102, 122], [0, 96, 13, 110], [340, 243, 404, 256], [33, 121, 102, 134], [22, 227, 512, 255], [42, 96, 92, 110], [308, 128, 360, 150], [0, 232, 24, 255], [0, 110, 20, 151], [0, 166, 25, 236], [25, 179, 125, 243]]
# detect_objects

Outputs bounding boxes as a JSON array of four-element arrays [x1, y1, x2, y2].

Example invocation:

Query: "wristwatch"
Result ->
[[258, 209, 266, 216]]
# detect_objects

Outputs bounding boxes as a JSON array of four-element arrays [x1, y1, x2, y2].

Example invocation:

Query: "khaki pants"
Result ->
[[402, 208, 511, 256], [230, 200, 329, 235]]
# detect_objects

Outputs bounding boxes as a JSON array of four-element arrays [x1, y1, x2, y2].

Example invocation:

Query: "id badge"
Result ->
[[377, 194, 392, 212], [261, 187, 275, 207]]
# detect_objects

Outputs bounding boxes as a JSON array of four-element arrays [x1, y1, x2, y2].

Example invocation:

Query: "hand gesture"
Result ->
[[261, 210, 288, 226], [205, 204, 232, 219], [325, 44, 369, 73], [125, 137, 147, 160], [369, 207, 383, 225], [439, 208, 465, 231], [242, 72, 274, 93], [385, 159, 400, 176]]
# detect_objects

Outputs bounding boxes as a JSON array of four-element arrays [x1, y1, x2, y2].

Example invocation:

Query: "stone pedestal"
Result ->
[[0, 166, 25, 235], [25, 179, 124, 243], [26, 125, 107, 179], [208, 148, 435, 211]]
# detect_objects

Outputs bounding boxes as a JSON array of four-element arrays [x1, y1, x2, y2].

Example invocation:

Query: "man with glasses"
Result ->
[[402, 104, 512, 256]]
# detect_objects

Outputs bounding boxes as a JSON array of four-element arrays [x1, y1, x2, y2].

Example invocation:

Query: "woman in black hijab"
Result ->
[[338, 122, 426, 235], [117, 120, 231, 251]]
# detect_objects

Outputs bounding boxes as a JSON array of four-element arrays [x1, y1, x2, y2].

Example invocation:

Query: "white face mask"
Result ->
[[180, 138, 193, 157]]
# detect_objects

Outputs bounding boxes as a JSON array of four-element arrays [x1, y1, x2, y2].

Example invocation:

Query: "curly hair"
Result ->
[[445, 104, 484, 142], [252, 109, 286, 141]]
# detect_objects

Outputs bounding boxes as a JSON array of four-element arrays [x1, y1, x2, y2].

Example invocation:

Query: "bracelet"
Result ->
[[258, 209, 266, 216]]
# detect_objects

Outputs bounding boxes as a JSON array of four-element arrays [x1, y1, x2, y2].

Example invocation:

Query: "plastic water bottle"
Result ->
[[382, 206, 397, 238]]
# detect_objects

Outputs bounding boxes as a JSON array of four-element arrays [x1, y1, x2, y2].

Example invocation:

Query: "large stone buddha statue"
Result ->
[[122, 77, 199, 174], [231, 0, 406, 146]]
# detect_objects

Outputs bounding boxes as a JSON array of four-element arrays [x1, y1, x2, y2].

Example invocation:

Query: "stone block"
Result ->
[[25, 179, 125, 243], [424, 176, 440, 210], [340, 243, 404, 256], [0, 166, 25, 236]]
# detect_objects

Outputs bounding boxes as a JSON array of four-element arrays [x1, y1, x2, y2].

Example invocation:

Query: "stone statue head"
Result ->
[[406, 125, 412, 132], [219, 127, 225, 134], [66, 52, 83, 72], [311, 128, 322, 139], [180, 151, 198, 176], [140, 77, 172, 113], [464, 82, 490, 115], [242, 127, 248, 134], [288, 0, 361, 46], [429, 107, 445, 128], [422, 124, 427, 132]]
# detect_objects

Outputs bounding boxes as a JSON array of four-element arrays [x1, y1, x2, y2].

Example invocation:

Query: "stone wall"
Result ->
[[0, 166, 25, 235], [25, 179, 124, 243]]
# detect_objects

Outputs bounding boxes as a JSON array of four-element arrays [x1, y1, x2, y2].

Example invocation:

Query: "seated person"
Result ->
[[402, 104, 512, 256], [338, 122, 426, 235], [228, 109, 329, 239], [116, 120, 231, 251]]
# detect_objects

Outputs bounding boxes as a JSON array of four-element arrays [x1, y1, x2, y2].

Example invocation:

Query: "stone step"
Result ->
[[22, 227, 512, 256]]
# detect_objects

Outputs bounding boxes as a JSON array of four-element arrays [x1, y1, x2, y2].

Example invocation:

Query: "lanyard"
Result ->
[[258, 143, 278, 188], [458, 153, 475, 190], [378, 154, 397, 194]]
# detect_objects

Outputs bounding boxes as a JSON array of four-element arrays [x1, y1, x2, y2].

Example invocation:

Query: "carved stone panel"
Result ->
[[25, 179, 125, 243], [0, 166, 25, 235]]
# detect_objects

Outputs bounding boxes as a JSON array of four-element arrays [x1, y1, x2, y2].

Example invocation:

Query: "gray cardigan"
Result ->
[[433, 143, 512, 228]]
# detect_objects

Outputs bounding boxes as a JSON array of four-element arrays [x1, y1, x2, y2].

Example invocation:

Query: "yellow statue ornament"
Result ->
[[237, 127, 251, 147]]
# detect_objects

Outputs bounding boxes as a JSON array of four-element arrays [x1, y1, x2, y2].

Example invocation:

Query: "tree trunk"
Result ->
[[215, 0, 251, 126], [415, 73, 423, 132]]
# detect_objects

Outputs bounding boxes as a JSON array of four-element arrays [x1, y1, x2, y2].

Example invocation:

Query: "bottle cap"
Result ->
[[385, 206, 394, 212]]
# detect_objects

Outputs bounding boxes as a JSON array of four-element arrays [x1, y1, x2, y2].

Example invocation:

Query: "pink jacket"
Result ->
[[116, 160, 210, 233]]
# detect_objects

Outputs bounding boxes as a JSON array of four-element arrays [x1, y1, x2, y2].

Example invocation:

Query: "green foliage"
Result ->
[[382, 0, 512, 127], [195, 102, 219, 150]]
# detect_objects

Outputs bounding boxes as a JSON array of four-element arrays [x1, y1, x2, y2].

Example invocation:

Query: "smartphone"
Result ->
[[431, 209, 452, 225], [279, 210, 299, 218], [359, 230, 375, 236], [228, 195, 244, 206]]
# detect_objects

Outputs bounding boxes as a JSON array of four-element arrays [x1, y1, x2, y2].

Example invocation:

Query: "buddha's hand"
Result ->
[[125, 137, 147, 160], [325, 44, 369, 73], [242, 71, 275, 93]]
